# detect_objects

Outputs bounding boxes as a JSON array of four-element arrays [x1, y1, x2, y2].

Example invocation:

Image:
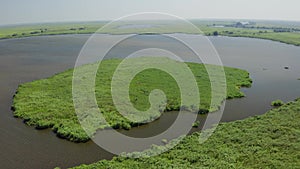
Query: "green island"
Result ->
[[2, 20, 300, 46], [12, 57, 251, 142], [69, 98, 300, 169]]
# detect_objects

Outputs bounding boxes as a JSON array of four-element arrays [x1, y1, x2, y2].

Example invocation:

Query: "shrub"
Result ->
[[192, 121, 200, 128], [213, 31, 219, 36], [271, 100, 284, 107]]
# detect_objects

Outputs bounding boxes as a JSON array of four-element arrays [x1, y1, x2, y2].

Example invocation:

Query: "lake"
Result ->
[[0, 34, 299, 169]]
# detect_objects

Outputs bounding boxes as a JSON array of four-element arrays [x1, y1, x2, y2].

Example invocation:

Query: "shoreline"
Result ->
[[12, 58, 252, 143], [1, 32, 300, 47], [70, 97, 300, 168]]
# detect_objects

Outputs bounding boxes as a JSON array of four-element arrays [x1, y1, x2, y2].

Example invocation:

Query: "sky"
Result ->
[[0, 0, 300, 25]]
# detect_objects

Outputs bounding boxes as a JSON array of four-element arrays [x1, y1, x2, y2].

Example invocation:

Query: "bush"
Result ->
[[30, 31, 40, 35], [213, 31, 219, 36], [192, 121, 200, 128], [271, 100, 284, 107]]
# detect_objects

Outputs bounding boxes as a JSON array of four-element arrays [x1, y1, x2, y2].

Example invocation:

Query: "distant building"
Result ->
[[236, 21, 250, 28], [240, 21, 250, 25]]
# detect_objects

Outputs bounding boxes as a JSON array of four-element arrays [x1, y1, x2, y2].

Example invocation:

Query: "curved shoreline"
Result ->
[[12, 58, 252, 143], [217, 34, 300, 46], [1, 31, 300, 47]]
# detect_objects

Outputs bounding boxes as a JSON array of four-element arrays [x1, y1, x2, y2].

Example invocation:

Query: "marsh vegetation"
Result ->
[[71, 98, 300, 169], [13, 57, 251, 142]]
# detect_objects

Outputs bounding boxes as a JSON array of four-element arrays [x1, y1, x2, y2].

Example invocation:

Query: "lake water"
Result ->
[[0, 34, 299, 169]]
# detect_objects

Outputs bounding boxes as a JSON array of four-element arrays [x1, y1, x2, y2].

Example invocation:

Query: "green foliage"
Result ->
[[71, 98, 300, 169], [271, 100, 284, 107], [13, 58, 251, 142], [192, 120, 200, 128]]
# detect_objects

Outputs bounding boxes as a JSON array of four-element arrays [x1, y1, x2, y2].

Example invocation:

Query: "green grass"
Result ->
[[70, 98, 300, 169], [12, 57, 251, 142], [0, 22, 104, 39], [198, 25, 300, 46], [0, 21, 200, 39], [2, 20, 300, 46]]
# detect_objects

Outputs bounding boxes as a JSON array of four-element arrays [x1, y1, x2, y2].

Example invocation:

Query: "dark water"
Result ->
[[0, 34, 299, 169]]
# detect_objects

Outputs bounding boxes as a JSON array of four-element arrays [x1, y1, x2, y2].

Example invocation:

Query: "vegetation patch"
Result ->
[[192, 120, 200, 128], [13, 58, 251, 142], [200, 26, 300, 46], [271, 100, 285, 107], [70, 98, 300, 169]]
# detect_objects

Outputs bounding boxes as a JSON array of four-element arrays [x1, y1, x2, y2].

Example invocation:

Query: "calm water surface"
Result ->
[[0, 34, 299, 169]]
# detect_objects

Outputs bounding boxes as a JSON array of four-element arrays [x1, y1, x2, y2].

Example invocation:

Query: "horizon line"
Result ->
[[1, 18, 300, 27]]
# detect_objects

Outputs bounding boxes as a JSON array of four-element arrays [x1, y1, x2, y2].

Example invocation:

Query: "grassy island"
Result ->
[[13, 58, 252, 142], [71, 98, 300, 169]]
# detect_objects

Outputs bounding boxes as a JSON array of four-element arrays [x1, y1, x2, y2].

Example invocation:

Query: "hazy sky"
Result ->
[[1, 0, 300, 25]]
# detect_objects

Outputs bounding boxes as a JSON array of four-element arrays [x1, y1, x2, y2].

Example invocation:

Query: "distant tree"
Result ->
[[213, 31, 219, 36], [30, 31, 40, 35]]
